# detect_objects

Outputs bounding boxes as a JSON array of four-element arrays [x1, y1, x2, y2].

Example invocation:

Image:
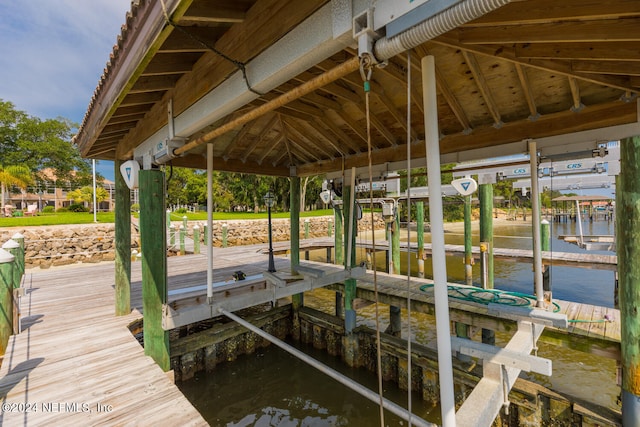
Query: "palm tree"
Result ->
[[0, 164, 32, 209], [67, 185, 109, 211]]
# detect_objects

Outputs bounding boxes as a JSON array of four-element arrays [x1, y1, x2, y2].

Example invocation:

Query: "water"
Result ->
[[179, 219, 619, 425]]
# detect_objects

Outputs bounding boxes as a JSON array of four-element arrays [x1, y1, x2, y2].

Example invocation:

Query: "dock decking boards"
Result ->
[[0, 262, 207, 426]]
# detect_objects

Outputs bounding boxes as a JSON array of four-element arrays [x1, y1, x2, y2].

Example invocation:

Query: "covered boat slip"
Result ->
[[0, 251, 619, 425], [71, 0, 640, 425]]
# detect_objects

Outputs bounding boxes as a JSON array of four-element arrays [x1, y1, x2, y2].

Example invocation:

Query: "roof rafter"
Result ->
[[462, 51, 503, 128]]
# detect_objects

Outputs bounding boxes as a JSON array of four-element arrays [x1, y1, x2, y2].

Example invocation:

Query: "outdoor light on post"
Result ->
[[264, 191, 276, 272]]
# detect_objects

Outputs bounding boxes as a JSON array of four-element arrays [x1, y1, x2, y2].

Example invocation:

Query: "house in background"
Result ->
[[3, 168, 117, 213]]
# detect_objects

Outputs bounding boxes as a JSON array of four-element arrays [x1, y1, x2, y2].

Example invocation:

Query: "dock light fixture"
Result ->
[[263, 191, 276, 272]]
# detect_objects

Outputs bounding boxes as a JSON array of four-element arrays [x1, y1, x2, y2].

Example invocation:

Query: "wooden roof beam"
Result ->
[[241, 114, 279, 163], [258, 133, 283, 165], [221, 122, 254, 160], [515, 41, 640, 62], [572, 60, 640, 77], [179, 2, 248, 24], [458, 18, 640, 44], [514, 63, 540, 120], [318, 114, 363, 154], [468, 0, 640, 26], [431, 35, 637, 92], [415, 46, 473, 133], [568, 77, 585, 112], [302, 120, 347, 157], [129, 75, 181, 93], [283, 118, 337, 161], [462, 51, 503, 128]]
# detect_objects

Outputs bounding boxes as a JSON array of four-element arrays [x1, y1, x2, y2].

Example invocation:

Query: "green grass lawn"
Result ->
[[0, 209, 334, 228]]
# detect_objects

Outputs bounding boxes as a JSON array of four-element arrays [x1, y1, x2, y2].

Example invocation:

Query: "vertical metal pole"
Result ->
[[92, 159, 97, 223], [575, 200, 584, 246], [617, 136, 640, 426], [464, 195, 473, 286], [422, 55, 456, 427], [207, 143, 214, 300], [114, 159, 131, 316], [416, 201, 425, 278], [139, 169, 170, 371], [529, 141, 545, 307]]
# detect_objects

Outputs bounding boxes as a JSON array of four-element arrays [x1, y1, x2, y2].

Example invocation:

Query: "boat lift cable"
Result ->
[[361, 54, 386, 427], [219, 308, 436, 427], [405, 50, 414, 425]]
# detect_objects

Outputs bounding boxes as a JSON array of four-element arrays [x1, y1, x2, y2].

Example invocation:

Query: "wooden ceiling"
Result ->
[[74, 0, 640, 177]]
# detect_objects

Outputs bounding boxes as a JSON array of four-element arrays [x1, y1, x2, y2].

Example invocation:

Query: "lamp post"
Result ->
[[264, 191, 276, 272]]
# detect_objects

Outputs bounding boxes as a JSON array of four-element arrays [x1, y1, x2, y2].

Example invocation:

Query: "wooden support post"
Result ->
[[479, 182, 495, 345], [2, 240, 20, 334], [222, 223, 228, 248], [334, 207, 343, 265], [11, 233, 24, 278], [114, 159, 131, 316], [290, 176, 303, 339], [304, 218, 310, 260], [166, 209, 171, 232], [617, 136, 640, 425], [139, 169, 170, 371], [479, 183, 494, 289], [541, 219, 551, 303], [328, 218, 333, 237], [342, 185, 356, 333], [416, 201, 425, 278], [179, 225, 186, 255], [334, 206, 343, 318], [464, 195, 473, 286], [388, 212, 402, 336], [0, 249, 14, 355], [169, 224, 176, 246], [193, 225, 200, 254]]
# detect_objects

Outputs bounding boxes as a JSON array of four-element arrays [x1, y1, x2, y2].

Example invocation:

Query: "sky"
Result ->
[[0, 0, 132, 181]]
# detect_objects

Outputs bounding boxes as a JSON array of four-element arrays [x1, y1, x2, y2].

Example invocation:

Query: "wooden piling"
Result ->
[[290, 177, 303, 339], [541, 219, 551, 302], [617, 135, 640, 425], [464, 195, 473, 286], [139, 169, 170, 371], [114, 159, 131, 316], [342, 185, 356, 333], [2, 240, 20, 334], [479, 182, 495, 345], [0, 249, 14, 355], [193, 225, 200, 254], [416, 201, 425, 278]]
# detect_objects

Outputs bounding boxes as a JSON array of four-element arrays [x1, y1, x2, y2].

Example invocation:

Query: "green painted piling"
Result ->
[[342, 185, 356, 333], [328, 218, 333, 237], [169, 224, 176, 246], [2, 241, 20, 292], [479, 183, 494, 289], [334, 207, 343, 265], [222, 223, 228, 248], [193, 225, 200, 254], [290, 177, 303, 339], [139, 169, 170, 371], [179, 225, 186, 255], [479, 183, 495, 346], [541, 219, 551, 301], [391, 213, 400, 275], [464, 195, 473, 286], [114, 159, 131, 316], [304, 218, 310, 239], [2, 240, 20, 335], [416, 201, 425, 278], [166, 209, 171, 231], [0, 249, 14, 355], [11, 233, 24, 278], [617, 135, 640, 425], [182, 215, 188, 230]]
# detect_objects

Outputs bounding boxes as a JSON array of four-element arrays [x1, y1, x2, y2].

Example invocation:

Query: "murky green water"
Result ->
[[179, 219, 619, 425]]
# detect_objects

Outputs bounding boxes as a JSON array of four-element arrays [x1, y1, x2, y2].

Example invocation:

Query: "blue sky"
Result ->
[[0, 0, 131, 181]]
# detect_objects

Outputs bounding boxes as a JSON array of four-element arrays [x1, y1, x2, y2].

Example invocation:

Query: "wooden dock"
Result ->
[[0, 243, 621, 425], [269, 237, 618, 271], [0, 262, 207, 426]]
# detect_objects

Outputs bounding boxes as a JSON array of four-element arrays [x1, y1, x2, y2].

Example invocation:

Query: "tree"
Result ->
[[0, 164, 32, 208], [0, 99, 95, 187], [66, 186, 109, 210]]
